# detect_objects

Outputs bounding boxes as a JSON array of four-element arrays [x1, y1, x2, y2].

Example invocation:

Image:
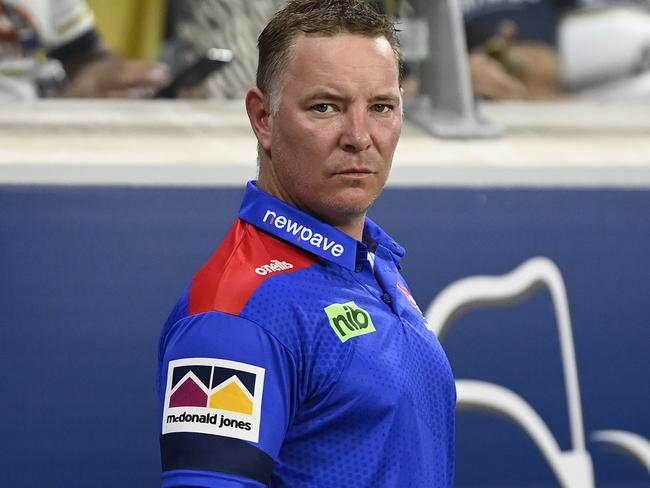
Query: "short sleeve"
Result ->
[[32, 0, 96, 50], [158, 312, 297, 487]]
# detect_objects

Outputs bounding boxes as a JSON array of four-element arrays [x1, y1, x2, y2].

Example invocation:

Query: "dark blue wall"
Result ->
[[1, 186, 648, 487]]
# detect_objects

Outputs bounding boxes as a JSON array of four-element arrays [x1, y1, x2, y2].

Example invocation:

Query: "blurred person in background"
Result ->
[[559, 0, 650, 97], [462, 0, 579, 100], [463, 0, 650, 100], [164, 0, 285, 99], [0, 0, 168, 99]]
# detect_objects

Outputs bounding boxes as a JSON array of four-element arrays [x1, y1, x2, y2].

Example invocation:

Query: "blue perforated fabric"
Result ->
[[158, 182, 456, 487]]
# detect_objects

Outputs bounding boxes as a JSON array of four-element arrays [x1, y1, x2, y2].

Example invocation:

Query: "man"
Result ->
[[0, 0, 168, 99], [157, 1, 455, 486]]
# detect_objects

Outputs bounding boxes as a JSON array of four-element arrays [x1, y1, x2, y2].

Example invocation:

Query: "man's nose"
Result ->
[[339, 108, 372, 153]]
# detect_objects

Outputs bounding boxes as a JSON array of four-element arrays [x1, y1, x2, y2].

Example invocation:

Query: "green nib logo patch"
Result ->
[[324, 301, 376, 343]]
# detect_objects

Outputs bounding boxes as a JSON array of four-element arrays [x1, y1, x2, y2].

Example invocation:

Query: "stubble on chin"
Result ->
[[319, 182, 383, 222]]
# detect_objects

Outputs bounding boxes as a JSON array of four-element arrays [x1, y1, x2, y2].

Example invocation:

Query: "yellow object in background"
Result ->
[[86, 0, 166, 61]]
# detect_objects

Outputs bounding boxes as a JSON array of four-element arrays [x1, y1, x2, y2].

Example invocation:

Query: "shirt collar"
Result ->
[[238, 181, 405, 271], [363, 216, 406, 268]]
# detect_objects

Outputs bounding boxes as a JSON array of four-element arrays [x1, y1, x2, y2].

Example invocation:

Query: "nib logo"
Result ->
[[162, 358, 265, 442], [324, 301, 376, 343]]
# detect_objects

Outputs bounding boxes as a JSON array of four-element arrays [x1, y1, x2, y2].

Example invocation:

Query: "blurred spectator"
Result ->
[[560, 1, 650, 97], [462, 0, 579, 100], [165, 0, 285, 99], [0, 0, 168, 99]]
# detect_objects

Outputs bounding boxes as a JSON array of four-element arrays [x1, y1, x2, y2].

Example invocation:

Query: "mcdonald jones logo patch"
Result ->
[[162, 358, 265, 443]]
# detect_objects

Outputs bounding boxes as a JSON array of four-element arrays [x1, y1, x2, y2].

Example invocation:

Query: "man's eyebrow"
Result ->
[[369, 93, 401, 104], [301, 90, 401, 104], [301, 89, 346, 103]]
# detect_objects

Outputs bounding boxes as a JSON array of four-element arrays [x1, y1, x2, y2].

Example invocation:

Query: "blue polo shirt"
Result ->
[[157, 181, 456, 487]]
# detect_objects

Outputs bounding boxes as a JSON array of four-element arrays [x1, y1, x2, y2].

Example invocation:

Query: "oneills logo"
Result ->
[[162, 358, 265, 442], [255, 259, 294, 276]]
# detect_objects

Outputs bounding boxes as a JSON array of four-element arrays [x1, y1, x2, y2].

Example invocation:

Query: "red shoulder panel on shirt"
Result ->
[[189, 219, 319, 316]]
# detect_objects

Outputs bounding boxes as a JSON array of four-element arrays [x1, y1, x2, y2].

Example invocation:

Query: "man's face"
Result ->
[[259, 33, 402, 229]]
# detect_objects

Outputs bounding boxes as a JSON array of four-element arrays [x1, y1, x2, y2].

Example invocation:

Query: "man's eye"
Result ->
[[372, 104, 390, 113], [312, 104, 333, 113]]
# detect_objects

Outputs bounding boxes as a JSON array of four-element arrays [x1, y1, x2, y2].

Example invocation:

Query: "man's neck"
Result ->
[[332, 219, 365, 242]]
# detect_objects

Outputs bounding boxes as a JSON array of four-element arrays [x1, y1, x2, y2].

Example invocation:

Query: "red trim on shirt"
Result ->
[[189, 219, 319, 316]]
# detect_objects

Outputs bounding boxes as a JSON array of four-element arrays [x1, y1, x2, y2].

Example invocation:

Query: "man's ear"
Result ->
[[246, 87, 273, 152]]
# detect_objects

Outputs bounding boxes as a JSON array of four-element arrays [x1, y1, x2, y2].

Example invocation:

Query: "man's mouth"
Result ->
[[334, 168, 375, 177]]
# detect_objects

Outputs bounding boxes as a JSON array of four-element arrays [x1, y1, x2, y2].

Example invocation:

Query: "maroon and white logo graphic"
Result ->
[[162, 358, 265, 442]]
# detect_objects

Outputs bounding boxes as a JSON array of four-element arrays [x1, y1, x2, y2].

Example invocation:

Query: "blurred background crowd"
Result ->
[[1, 0, 649, 101]]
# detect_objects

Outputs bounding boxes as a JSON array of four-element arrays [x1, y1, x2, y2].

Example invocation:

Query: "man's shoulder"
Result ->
[[188, 219, 321, 318]]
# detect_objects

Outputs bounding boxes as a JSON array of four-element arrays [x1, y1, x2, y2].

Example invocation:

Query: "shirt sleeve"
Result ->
[[30, 0, 96, 50], [158, 311, 297, 487]]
